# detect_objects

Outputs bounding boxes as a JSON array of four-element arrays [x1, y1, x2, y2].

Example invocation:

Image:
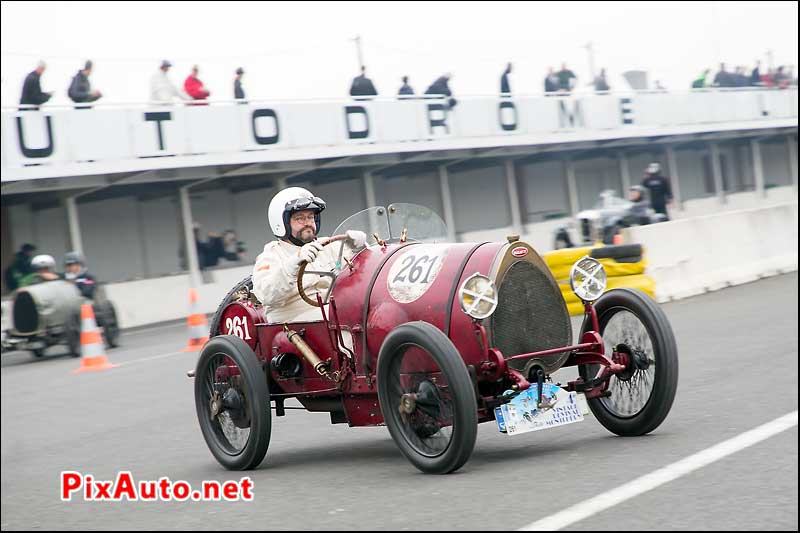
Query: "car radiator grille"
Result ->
[[13, 291, 39, 333], [490, 260, 572, 369]]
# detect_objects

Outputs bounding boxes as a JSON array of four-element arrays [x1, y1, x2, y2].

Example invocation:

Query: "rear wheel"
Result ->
[[194, 335, 271, 470], [66, 310, 81, 357], [377, 321, 478, 474], [579, 289, 678, 436]]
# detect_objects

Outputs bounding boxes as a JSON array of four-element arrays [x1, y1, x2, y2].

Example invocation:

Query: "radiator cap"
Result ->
[[506, 235, 520, 244]]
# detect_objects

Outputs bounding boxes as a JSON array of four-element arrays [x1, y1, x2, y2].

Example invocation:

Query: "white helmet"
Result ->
[[647, 162, 661, 174], [267, 187, 326, 240], [31, 254, 56, 271]]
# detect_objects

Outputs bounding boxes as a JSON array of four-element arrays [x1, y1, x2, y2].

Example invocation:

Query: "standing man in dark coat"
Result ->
[[398, 75, 414, 97], [544, 67, 559, 93], [425, 73, 456, 108], [500, 62, 512, 96], [19, 61, 52, 110], [349, 66, 378, 99], [641, 163, 673, 220], [68, 60, 102, 107], [556, 63, 577, 92], [234, 67, 246, 102]]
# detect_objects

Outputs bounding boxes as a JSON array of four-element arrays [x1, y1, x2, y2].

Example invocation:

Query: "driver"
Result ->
[[627, 185, 653, 225], [18, 254, 60, 286], [252, 187, 367, 323]]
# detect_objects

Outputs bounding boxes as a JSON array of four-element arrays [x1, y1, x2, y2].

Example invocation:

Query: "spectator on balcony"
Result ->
[[349, 65, 378, 100], [397, 75, 415, 97], [692, 69, 710, 89], [760, 68, 775, 88], [556, 63, 577, 92], [184, 65, 211, 104], [712, 63, 734, 88], [150, 60, 188, 104], [773, 66, 790, 89], [234, 67, 246, 102], [733, 66, 749, 87], [19, 61, 52, 110], [544, 67, 559, 93], [593, 68, 610, 93], [425, 73, 456, 108], [68, 60, 102, 108], [750, 61, 762, 86], [500, 62, 512, 97]]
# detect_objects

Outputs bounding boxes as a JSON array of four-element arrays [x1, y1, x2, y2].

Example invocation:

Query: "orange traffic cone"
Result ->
[[183, 288, 209, 352], [72, 303, 117, 374]]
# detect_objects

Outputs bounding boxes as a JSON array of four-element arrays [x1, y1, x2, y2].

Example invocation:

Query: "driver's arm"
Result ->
[[252, 241, 323, 307]]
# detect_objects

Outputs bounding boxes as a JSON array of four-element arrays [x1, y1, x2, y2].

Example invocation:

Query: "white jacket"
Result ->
[[150, 71, 187, 103], [252, 239, 353, 323]]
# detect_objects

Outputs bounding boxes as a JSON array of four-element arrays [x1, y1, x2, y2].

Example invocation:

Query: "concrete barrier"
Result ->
[[103, 265, 251, 329], [624, 202, 798, 302], [14, 201, 790, 331]]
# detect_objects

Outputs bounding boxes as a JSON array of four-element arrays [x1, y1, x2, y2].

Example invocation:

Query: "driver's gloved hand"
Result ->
[[346, 230, 367, 248], [296, 241, 324, 265]]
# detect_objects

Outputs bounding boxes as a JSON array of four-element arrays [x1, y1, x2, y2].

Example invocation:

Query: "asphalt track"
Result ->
[[1, 273, 797, 530]]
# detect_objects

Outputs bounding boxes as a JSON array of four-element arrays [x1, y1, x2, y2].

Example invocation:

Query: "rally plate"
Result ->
[[495, 384, 589, 435]]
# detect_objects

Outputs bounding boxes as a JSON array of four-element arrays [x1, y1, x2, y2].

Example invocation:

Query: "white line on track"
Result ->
[[519, 411, 799, 531], [115, 350, 188, 367]]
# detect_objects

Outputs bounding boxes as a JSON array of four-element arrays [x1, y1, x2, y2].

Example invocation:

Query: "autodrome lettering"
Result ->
[[60, 471, 254, 502], [9, 97, 646, 162]]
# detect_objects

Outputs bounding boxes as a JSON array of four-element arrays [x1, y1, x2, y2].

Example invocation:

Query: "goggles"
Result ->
[[285, 196, 326, 213]]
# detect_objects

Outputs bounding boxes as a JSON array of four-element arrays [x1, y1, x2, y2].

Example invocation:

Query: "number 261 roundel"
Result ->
[[220, 303, 259, 349], [387, 245, 448, 304]]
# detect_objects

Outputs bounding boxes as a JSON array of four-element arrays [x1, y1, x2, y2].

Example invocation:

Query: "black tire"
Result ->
[[579, 289, 678, 436], [209, 275, 253, 338], [96, 302, 120, 349], [66, 310, 81, 357], [377, 321, 478, 474], [194, 335, 271, 470], [590, 244, 643, 261]]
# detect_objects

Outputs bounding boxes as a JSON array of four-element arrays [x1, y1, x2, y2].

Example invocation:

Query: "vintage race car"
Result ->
[[554, 190, 667, 249], [1, 280, 119, 357], [192, 203, 678, 474]]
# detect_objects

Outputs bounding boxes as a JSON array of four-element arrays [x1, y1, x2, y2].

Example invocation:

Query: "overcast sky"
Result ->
[[1, 1, 797, 106]]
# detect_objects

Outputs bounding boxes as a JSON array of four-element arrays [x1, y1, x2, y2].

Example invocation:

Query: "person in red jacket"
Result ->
[[184, 65, 210, 104]]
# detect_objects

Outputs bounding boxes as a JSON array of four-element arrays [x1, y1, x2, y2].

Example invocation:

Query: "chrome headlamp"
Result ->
[[459, 273, 498, 320], [569, 256, 607, 302]]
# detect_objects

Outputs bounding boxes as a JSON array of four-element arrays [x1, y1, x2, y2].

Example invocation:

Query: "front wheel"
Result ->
[[579, 289, 678, 436], [377, 321, 478, 474], [194, 335, 271, 470]]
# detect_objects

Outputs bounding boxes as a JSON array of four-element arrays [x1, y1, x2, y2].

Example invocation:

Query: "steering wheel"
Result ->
[[296, 234, 350, 307]]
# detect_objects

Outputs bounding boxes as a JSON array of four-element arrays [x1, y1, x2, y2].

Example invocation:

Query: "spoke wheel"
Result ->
[[377, 322, 477, 474], [580, 289, 678, 436], [194, 335, 271, 470]]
